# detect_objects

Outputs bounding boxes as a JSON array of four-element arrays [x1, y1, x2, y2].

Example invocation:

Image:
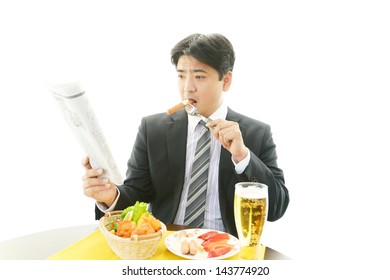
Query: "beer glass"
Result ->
[[234, 182, 268, 260]]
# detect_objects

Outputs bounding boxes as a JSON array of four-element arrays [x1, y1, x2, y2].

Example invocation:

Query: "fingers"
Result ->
[[81, 156, 109, 193], [83, 182, 117, 205], [83, 176, 109, 188], [81, 156, 108, 188], [207, 119, 241, 146], [82, 167, 104, 180], [206, 119, 248, 160], [82, 175, 113, 197], [82, 167, 110, 189], [80, 156, 117, 205], [81, 156, 93, 170], [83, 180, 110, 195]]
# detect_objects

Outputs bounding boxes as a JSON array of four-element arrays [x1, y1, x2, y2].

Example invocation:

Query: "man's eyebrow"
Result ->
[[177, 68, 207, 73]]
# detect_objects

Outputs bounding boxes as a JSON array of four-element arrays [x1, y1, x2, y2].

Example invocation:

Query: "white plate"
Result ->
[[165, 228, 240, 260]]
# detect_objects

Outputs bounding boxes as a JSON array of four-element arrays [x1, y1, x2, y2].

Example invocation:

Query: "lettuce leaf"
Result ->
[[120, 205, 134, 219], [130, 201, 149, 223]]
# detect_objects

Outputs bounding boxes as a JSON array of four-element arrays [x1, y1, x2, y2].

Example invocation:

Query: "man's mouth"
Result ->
[[188, 98, 197, 106]]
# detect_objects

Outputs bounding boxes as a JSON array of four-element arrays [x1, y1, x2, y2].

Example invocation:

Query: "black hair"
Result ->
[[170, 33, 235, 81]]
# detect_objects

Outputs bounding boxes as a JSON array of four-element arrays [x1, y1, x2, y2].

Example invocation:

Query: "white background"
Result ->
[[0, 0, 389, 268]]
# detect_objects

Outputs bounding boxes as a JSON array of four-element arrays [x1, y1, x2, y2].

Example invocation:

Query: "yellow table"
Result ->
[[48, 229, 265, 260]]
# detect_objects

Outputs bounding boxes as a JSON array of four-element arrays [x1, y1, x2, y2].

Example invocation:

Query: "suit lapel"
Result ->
[[166, 110, 188, 188]]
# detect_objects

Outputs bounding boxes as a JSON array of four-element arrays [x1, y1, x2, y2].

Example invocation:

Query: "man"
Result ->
[[82, 33, 289, 237]]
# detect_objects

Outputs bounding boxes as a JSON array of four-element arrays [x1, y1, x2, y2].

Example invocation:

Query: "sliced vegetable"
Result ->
[[207, 246, 233, 258], [197, 231, 219, 240], [203, 240, 234, 252], [123, 211, 133, 221], [121, 206, 134, 219], [113, 219, 121, 231], [201, 233, 230, 246], [197, 230, 234, 258]]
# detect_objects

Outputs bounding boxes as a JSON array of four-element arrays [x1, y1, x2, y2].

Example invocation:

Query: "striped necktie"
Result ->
[[184, 120, 211, 228]]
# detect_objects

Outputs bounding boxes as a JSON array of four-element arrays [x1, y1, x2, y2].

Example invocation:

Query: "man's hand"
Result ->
[[206, 119, 248, 163], [81, 156, 117, 206]]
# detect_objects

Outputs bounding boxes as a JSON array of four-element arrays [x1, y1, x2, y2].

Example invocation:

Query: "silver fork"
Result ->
[[184, 101, 213, 126]]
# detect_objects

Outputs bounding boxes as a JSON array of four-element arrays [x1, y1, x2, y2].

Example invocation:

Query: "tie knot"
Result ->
[[198, 120, 207, 128]]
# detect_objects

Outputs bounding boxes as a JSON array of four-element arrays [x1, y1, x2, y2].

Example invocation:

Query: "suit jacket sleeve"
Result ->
[[234, 117, 289, 222], [95, 111, 188, 221]]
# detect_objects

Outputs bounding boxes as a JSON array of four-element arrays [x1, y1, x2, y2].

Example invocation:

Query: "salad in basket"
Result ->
[[108, 201, 162, 238]]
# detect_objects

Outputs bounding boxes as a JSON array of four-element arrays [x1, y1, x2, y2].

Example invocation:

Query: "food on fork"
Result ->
[[167, 101, 186, 115], [167, 99, 194, 115]]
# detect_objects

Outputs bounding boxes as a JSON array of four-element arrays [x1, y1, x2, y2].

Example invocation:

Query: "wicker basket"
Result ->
[[99, 210, 167, 259]]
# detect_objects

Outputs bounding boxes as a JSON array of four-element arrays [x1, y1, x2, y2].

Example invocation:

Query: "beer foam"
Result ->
[[235, 185, 267, 199]]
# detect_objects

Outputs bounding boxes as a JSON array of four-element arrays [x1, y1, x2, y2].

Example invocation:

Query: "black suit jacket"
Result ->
[[96, 108, 289, 237]]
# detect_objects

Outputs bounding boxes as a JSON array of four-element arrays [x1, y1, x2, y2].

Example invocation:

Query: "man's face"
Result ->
[[176, 55, 232, 117]]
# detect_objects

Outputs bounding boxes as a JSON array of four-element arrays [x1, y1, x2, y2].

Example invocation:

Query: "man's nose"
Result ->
[[184, 77, 196, 93]]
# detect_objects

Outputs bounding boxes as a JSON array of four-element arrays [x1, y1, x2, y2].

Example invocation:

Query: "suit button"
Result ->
[[250, 177, 258, 182]]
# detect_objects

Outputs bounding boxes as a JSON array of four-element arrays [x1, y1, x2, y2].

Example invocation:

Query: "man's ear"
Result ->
[[222, 71, 233, 91]]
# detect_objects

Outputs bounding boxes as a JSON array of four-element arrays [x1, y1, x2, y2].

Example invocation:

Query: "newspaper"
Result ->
[[49, 81, 123, 185]]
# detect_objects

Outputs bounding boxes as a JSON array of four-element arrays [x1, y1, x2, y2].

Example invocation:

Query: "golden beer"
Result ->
[[234, 183, 268, 260]]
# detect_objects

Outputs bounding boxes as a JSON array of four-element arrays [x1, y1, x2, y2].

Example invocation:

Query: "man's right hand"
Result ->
[[81, 156, 117, 207]]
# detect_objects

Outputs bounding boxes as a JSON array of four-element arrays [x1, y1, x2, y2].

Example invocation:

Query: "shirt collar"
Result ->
[[188, 101, 228, 132]]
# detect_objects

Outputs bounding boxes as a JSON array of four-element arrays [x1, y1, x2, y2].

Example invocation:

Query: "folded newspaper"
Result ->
[[49, 81, 123, 185]]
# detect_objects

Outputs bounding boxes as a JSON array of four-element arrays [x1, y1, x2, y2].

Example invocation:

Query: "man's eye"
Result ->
[[195, 75, 205, 79]]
